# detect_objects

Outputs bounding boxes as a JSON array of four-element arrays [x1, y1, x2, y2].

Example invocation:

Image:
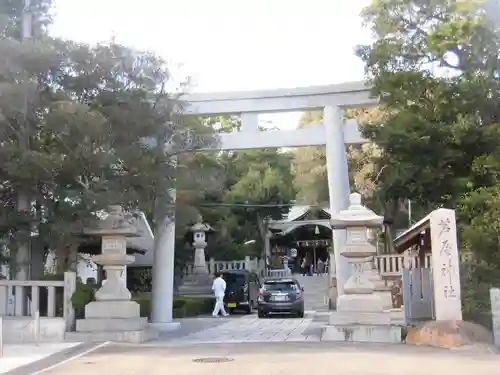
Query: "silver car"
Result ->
[[257, 277, 305, 318]]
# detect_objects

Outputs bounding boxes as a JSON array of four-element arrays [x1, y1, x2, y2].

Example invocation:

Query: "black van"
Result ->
[[222, 269, 261, 314]]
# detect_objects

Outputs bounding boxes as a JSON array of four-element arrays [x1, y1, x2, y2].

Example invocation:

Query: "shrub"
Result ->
[[460, 260, 495, 329], [177, 296, 214, 317], [133, 295, 215, 319], [71, 283, 98, 319]]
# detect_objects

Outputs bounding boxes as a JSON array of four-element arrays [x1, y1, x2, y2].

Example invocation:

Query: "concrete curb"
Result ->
[[3, 342, 109, 375]]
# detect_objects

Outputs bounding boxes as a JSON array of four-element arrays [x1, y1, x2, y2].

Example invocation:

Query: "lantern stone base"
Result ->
[[178, 274, 214, 296], [321, 324, 401, 343], [323, 294, 402, 343], [66, 327, 159, 343], [70, 300, 159, 343], [374, 287, 393, 310], [328, 310, 392, 325], [85, 300, 141, 318], [77, 317, 148, 331], [336, 293, 385, 313]]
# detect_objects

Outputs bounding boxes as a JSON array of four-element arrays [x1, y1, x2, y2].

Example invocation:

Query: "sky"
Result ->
[[49, 0, 373, 129]]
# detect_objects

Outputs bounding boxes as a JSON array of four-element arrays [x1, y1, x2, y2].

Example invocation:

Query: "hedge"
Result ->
[[71, 281, 215, 320], [134, 295, 215, 319], [463, 312, 493, 330]]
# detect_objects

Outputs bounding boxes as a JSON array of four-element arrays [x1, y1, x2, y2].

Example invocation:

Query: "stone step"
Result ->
[[66, 328, 159, 344], [295, 275, 330, 312], [76, 317, 148, 332], [321, 324, 401, 343]]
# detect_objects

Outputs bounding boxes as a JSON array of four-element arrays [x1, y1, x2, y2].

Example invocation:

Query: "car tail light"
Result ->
[[258, 289, 264, 301], [242, 282, 249, 293]]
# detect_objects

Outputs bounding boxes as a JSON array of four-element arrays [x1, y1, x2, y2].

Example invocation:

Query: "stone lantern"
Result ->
[[178, 216, 215, 296], [322, 193, 401, 343], [71, 205, 158, 343], [189, 217, 213, 275]]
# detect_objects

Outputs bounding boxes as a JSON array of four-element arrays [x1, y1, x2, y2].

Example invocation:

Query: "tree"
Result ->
[[219, 148, 296, 258], [178, 117, 297, 262], [292, 109, 389, 211], [0, 36, 215, 275], [0, 0, 55, 277], [356, 0, 500, 314], [293, 112, 329, 205], [0, 0, 53, 40], [356, 0, 500, 227]]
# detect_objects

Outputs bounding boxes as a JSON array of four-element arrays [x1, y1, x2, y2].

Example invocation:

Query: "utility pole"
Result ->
[[15, 0, 33, 281], [408, 199, 412, 228]]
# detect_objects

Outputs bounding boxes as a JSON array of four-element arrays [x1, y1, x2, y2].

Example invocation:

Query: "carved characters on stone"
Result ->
[[436, 222, 457, 300], [429, 209, 462, 321]]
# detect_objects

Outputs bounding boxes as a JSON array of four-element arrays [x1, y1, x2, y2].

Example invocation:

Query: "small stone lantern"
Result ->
[[178, 216, 215, 296], [189, 216, 214, 275]]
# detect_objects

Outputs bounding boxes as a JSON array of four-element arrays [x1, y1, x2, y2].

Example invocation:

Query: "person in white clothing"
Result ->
[[212, 273, 229, 317]]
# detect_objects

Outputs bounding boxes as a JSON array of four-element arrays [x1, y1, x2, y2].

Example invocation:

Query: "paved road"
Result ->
[[5, 312, 497, 374], [33, 341, 500, 375], [155, 311, 326, 344]]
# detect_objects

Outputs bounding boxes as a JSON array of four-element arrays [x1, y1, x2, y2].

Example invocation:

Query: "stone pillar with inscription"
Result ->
[[429, 209, 462, 321], [178, 217, 215, 296], [322, 193, 401, 343], [70, 205, 158, 343], [490, 288, 500, 346]]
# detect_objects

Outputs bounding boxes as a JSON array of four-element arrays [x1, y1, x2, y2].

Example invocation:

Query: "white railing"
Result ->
[[184, 253, 468, 280], [184, 256, 267, 277], [375, 253, 471, 278], [375, 254, 432, 278], [0, 272, 76, 331], [267, 268, 292, 278]]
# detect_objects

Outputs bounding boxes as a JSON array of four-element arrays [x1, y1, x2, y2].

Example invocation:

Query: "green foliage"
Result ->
[[127, 267, 152, 293], [71, 282, 98, 318], [0, 34, 215, 271], [0, 0, 53, 40], [458, 186, 500, 268], [204, 148, 296, 260], [268, 255, 283, 270], [356, 0, 500, 218], [134, 295, 214, 319], [293, 112, 329, 205], [357, 0, 500, 315], [172, 296, 215, 318], [173, 116, 297, 263], [460, 260, 495, 328]]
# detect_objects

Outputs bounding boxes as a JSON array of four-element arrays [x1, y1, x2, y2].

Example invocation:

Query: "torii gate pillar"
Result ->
[[324, 105, 351, 296]]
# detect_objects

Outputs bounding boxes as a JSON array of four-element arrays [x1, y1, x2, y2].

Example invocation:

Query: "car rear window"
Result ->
[[264, 281, 298, 291], [222, 273, 246, 285]]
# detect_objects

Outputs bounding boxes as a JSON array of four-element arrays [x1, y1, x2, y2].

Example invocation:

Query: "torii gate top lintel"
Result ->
[[182, 80, 376, 150], [183, 80, 376, 116]]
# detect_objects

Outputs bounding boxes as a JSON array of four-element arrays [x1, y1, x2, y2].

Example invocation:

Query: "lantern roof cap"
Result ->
[[330, 193, 383, 228], [188, 215, 214, 232]]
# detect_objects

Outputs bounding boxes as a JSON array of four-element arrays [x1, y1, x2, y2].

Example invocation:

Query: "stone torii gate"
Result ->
[[150, 81, 376, 329]]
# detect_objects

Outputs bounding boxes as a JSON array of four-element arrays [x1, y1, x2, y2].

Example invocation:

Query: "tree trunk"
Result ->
[[55, 240, 79, 274], [383, 199, 399, 254], [29, 240, 45, 280]]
